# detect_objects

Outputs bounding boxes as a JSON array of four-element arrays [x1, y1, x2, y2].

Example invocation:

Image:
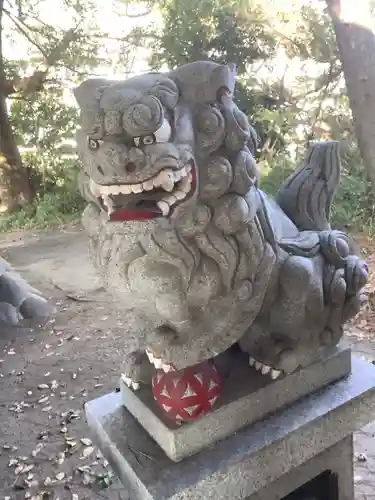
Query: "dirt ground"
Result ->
[[1, 225, 375, 500], [0, 226, 130, 500]]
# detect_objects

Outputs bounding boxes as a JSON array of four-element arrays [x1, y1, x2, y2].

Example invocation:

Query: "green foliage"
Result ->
[[0, 181, 85, 231], [150, 0, 276, 71]]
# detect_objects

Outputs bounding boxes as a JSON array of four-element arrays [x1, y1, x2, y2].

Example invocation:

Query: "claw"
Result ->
[[249, 356, 256, 366], [261, 364, 271, 375], [121, 373, 140, 391], [270, 369, 282, 380], [146, 349, 176, 373]]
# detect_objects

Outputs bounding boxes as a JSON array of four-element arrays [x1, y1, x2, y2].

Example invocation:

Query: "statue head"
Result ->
[[74, 61, 259, 224]]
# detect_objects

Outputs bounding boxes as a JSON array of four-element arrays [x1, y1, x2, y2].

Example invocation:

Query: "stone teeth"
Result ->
[[110, 186, 121, 195], [179, 174, 192, 193], [270, 369, 282, 380], [143, 179, 154, 191], [174, 190, 186, 201], [119, 184, 132, 194], [102, 195, 114, 214], [157, 200, 170, 216], [249, 356, 255, 367], [131, 183, 143, 194], [96, 165, 191, 199], [163, 194, 177, 205], [255, 361, 262, 371], [159, 169, 175, 192]]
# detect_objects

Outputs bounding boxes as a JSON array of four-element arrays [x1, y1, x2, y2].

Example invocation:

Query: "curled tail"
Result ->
[[275, 141, 341, 231]]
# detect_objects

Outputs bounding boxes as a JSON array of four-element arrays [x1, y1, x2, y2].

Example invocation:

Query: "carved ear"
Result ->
[[73, 78, 110, 111], [212, 64, 236, 96]]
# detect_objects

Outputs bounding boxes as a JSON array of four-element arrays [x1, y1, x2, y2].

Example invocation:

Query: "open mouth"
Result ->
[[89, 161, 197, 221]]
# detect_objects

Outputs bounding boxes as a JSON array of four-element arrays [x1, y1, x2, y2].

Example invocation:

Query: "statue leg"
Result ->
[[239, 254, 330, 376]]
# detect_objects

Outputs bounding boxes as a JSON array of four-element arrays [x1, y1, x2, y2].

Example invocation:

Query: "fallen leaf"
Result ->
[[38, 384, 49, 390], [51, 380, 59, 390], [38, 396, 49, 404], [80, 438, 92, 446], [80, 446, 94, 459], [56, 472, 65, 481], [31, 443, 44, 457], [15, 464, 24, 474], [56, 451, 65, 465], [37, 430, 49, 440], [82, 472, 93, 485]]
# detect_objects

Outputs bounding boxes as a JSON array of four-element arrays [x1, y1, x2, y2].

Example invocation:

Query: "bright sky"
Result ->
[[3, 0, 374, 108], [3, 0, 159, 78]]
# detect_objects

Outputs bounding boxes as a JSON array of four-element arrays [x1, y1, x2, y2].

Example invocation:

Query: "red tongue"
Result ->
[[109, 208, 162, 221]]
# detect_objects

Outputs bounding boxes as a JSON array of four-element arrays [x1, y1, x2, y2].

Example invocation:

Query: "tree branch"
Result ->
[[3, 7, 49, 58]]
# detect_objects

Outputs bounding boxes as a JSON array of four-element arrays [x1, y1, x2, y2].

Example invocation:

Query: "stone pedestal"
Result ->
[[120, 346, 351, 461], [85, 356, 375, 499]]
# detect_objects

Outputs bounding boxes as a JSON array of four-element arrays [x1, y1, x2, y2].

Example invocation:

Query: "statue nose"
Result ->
[[124, 162, 137, 174]]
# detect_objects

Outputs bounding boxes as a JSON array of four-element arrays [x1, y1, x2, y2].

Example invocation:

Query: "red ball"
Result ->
[[152, 361, 222, 422]]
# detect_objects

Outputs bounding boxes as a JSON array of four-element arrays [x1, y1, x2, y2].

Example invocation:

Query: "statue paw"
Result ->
[[248, 356, 283, 379], [121, 350, 157, 387], [145, 349, 176, 373], [145, 324, 181, 372], [121, 373, 141, 391], [242, 336, 326, 376]]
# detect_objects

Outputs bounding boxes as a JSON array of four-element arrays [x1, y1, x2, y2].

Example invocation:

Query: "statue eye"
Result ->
[[142, 135, 156, 146], [88, 137, 102, 150], [154, 119, 172, 143]]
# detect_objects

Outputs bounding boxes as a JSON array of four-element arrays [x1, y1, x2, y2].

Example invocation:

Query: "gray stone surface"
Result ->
[[75, 61, 367, 388], [248, 436, 354, 499], [0, 255, 54, 327], [86, 356, 375, 499], [120, 345, 351, 461]]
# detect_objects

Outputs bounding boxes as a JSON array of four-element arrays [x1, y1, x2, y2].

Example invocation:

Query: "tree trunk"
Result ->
[[326, 0, 375, 192], [0, 0, 33, 213]]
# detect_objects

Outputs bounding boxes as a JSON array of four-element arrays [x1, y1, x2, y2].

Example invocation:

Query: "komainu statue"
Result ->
[[0, 257, 54, 327], [74, 61, 367, 392]]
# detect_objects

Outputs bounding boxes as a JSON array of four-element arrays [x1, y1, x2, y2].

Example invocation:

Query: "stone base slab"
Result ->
[[120, 345, 351, 461], [86, 356, 375, 499]]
